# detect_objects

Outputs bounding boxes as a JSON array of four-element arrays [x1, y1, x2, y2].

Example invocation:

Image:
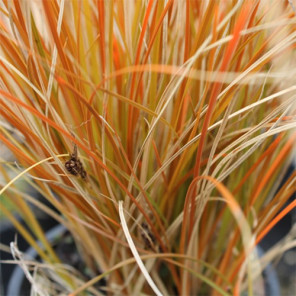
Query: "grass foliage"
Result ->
[[0, 0, 296, 295]]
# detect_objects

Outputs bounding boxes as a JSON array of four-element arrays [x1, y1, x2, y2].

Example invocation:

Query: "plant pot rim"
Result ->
[[7, 224, 66, 296], [6, 226, 281, 296]]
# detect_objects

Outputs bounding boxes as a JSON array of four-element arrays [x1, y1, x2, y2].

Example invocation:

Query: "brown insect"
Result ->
[[140, 222, 156, 250], [65, 144, 87, 179]]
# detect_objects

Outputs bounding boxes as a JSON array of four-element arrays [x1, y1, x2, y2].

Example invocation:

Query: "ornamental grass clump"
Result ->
[[0, 1, 296, 295]]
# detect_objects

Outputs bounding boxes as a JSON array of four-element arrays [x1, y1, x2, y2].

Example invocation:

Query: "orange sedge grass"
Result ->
[[0, 1, 296, 295]]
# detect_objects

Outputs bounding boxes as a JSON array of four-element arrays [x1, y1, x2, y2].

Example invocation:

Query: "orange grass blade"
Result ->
[[127, 0, 174, 160], [193, 2, 252, 178], [233, 134, 283, 195], [188, 3, 253, 241], [0, 89, 171, 255], [250, 132, 296, 206], [97, 0, 106, 76], [256, 199, 296, 245], [229, 197, 296, 289], [180, 175, 259, 295], [129, 0, 154, 98]]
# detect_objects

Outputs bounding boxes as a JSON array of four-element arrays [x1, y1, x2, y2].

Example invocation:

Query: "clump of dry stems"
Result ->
[[0, 1, 296, 295]]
